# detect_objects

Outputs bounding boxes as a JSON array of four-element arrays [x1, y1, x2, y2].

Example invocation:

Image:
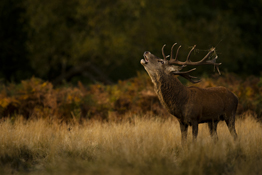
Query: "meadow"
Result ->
[[0, 115, 262, 175]]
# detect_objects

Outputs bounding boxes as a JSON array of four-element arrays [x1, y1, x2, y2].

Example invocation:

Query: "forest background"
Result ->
[[1, 1, 262, 174], [0, 0, 262, 121], [1, 0, 262, 84]]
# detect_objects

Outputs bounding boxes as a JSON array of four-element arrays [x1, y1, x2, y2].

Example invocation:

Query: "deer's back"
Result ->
[[185, 86, 238, 122]]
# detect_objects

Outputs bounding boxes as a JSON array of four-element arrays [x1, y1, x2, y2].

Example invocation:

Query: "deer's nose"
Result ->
[[143, 51, 150, 56]]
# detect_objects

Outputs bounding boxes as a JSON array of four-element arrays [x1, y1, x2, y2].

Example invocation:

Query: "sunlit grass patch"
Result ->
[[0, 115, 261, 174]]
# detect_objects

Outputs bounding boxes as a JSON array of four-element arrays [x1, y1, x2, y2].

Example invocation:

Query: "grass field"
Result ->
[[0, 115, 262, 175]]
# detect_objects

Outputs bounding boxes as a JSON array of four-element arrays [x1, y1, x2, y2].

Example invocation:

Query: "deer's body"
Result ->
[[141, 43, 238, 142], [152, 70, 238, 125]]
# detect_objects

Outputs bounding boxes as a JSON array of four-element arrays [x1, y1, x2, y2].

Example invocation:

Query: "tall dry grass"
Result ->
[[0, 115, 262, 175]]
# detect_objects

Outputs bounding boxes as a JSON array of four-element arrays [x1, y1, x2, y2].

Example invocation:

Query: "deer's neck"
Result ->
[[151, 72, 189, 117]]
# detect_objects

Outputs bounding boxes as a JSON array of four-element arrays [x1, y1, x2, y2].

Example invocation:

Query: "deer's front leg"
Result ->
[[179, 121, 188, 144]]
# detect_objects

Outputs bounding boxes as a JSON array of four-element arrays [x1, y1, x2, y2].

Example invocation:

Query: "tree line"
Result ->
[[1, 0, 262, 85]]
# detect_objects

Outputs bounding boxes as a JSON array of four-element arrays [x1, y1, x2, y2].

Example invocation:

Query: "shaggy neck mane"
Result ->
[[150, 71, 189, 118]]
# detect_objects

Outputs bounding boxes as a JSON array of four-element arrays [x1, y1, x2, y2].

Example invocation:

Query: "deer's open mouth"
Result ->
[[141, 52, 149, 65], [140, 58, 148, 65], [143, 56, 149, 63], [141, 57, 148, 65]]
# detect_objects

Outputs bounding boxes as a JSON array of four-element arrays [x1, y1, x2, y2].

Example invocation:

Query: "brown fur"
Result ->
[[141, 51, 238, 142]]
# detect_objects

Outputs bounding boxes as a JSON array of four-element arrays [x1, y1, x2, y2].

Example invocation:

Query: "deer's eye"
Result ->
[[158, 60, 164, 64]]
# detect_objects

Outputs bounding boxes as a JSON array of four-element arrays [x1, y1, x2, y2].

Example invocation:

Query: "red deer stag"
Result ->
[[140, 43, 238, 142]]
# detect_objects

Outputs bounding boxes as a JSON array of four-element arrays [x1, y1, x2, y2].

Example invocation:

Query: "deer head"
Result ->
[[141, 43, 221, 83]]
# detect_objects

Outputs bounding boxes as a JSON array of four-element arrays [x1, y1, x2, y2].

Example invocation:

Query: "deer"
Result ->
[[140, 43, 238, 143]]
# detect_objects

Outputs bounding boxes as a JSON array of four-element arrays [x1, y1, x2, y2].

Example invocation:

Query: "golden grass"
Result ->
[[0, 115, 262, 175]]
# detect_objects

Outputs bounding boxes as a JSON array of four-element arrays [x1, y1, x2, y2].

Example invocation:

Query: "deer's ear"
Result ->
[[166, 66, 176, 73], [168, 65, 184, 73]]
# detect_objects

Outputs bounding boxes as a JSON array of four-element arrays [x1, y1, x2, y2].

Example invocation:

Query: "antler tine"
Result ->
[[180, 74, 201, 84], [216, 66, 221, 75], [162, 44, 167, 60], [209, 55, 221, 75], [174, 45, 181, 61], [172, 68, 200, 83], [170, 43, 177, 60], [172, 68, 196, 74], [186, 45, 196, 62], [214, 56, 221, 75], [196, 47, 216, 64]]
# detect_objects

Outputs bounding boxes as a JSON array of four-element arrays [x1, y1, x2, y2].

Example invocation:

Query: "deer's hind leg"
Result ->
[[208, 120, 218, 140], [225, 113, 237, 140], [179, 121, 188, 144], [192, 121, 199, 141]]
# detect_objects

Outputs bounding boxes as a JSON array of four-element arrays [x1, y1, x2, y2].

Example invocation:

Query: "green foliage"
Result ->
[[1, 0, 262, 83]]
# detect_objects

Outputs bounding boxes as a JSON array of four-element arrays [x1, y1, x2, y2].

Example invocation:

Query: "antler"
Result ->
[[169, 44, 221, 68], [162, 43, 222, 83], [162, 44, 167, 60], [172, 68, 201, 83]]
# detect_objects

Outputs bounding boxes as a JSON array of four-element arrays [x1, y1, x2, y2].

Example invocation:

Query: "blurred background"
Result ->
[[0, 0, 262, 85]]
